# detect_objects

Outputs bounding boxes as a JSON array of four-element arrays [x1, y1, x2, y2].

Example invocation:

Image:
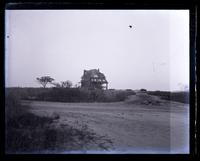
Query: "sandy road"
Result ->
[[22, 100, 189, 154]]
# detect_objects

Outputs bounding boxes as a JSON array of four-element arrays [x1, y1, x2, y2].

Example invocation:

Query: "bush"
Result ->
[[115, 92, 127, 101], [5, 89, 54, 152], [147, 91, 189, 104], [5, 114, 54, 152], [114, 90, 136, 102], [6, 87, 137, 103], [6, 113, 98, 153], [140, 89, 147, 92], [5, 89, 26, 122]]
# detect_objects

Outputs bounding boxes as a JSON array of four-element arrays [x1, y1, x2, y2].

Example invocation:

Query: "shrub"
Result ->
[[147, 91, 189, 104], [114, 90, 136, 102], [5, 89, 26, 122], [5, 89, 105, 153], [6, 87, 137, 103]]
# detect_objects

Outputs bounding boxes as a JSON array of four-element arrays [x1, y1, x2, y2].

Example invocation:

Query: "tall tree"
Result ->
[[36, 76, 54, 88], [61, 80, 72, 88]]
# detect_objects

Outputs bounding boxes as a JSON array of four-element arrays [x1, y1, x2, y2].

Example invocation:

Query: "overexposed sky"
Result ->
[[5, 10, 189, 91]]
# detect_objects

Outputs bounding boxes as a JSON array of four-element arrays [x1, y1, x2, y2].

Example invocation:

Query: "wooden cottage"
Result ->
[[81, 69, 108, 90]]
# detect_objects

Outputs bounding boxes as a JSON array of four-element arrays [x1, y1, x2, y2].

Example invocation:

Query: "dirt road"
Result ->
[[22, 101, 189, 154]]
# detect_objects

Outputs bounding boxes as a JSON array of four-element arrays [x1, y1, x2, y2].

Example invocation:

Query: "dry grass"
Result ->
[[5, 90, 101, 153], [125, 93, 165, 105]]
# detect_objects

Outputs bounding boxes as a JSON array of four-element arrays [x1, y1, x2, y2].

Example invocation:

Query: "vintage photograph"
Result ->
[[5, 10, 189, 154]]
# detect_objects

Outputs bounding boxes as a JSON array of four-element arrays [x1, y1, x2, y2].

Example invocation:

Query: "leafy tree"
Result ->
[[36, 76, 54, 88], [140, 89, 147, 92], [74, 83, 80, 88], [61, 81, 72, 88]]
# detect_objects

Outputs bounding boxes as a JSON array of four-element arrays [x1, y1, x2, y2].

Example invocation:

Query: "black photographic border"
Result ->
[[1, 0, 198, 160]]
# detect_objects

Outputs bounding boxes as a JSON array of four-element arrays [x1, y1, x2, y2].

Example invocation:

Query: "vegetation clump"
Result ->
[[125, 93, 163, 105], [5, 90, 100, 153]]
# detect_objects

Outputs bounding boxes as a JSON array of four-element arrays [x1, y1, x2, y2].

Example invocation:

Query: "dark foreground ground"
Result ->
[[21, 100, 189, 154]]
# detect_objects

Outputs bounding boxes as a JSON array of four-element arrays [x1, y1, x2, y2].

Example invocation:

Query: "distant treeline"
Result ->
[[5, 87, 136, 103], [5, 87, 189, 104]]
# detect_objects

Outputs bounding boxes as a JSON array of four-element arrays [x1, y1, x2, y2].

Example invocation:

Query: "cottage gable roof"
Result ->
[[81, 69, 107, 82]]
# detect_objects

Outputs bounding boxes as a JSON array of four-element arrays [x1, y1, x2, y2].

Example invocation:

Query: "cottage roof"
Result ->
[[81, 69, 107, 82]]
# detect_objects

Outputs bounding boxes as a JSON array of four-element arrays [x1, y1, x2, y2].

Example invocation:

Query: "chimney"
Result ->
[[98, 68, 99, 72], [84, 70, 86, 74]]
